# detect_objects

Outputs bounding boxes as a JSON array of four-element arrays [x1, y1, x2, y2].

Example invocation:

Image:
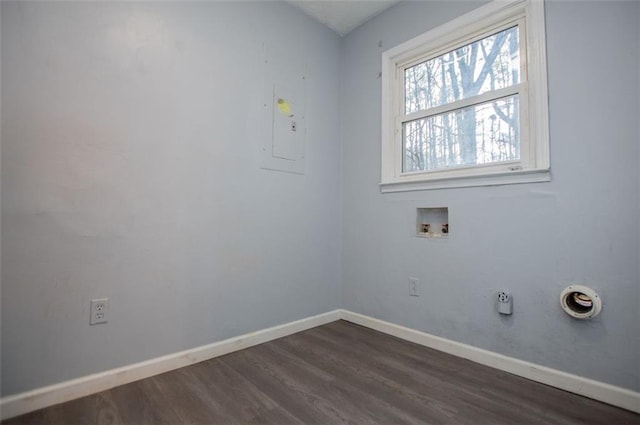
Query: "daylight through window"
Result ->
[[381, 0, 549, 192], [402, 25, 522, 173]]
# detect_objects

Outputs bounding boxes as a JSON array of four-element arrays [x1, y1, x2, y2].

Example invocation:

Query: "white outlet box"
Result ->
[[409, 278, 420, 297], [497, 291, 512, 315], [90, 298, 109, 325]]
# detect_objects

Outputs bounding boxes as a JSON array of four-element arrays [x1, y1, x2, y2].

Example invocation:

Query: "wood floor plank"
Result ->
[[274, 330, 457, 424], [219, 348, 339, 424], [3, 320, 639, 425], [259, 342, 425, 424], [180, 358, 279, 424], [107, 376, 183, 425], [296, 325, 476, 411], [1, 410, 46, 425], [222, 343, 414, 424], [245, 406, 305, 425]]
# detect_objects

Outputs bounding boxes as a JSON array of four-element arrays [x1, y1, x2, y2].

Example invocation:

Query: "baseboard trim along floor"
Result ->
[[0, 310, 341, 420], [2, 309, 638, 420], [339, 310, 640, 415]]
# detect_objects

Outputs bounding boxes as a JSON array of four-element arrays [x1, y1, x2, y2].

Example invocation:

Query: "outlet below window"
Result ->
[[90, 298, 109, 325], [417, 207, 449, 238]]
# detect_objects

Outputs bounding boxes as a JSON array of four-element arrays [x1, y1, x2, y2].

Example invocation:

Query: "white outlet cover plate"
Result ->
[[90, 298, 109, 325]]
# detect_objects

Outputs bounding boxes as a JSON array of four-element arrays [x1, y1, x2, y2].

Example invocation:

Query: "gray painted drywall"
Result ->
[[1, 1, 342, 396], [341, 0, 640, 392], [638, 2, 640, 320], [2, 0, 639, 400]]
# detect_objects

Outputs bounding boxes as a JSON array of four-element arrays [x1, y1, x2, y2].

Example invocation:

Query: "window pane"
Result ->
[[402, 96, 519, 173], [405, 26, 520, 114]]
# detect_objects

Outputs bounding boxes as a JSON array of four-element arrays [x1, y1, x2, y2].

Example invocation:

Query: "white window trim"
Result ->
[[380, 0, 550, 192]]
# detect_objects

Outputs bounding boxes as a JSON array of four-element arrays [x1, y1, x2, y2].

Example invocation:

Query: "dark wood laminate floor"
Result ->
[[4, 320, 639, 425]]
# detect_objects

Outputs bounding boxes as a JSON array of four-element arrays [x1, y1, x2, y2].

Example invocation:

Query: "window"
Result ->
[[381, 0, 549, 192]]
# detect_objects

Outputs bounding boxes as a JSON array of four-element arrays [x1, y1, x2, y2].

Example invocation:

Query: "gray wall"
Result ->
[[341, 0, 640, 392], [2, 0, 639, 399], [1, 1, 342, 396]]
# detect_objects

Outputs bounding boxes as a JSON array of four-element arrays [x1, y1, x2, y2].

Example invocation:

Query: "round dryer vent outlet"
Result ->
[[560, 285, 602, 320]]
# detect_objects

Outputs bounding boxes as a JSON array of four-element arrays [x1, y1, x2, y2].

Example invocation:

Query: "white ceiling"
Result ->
[[286, 1, 400, 36]]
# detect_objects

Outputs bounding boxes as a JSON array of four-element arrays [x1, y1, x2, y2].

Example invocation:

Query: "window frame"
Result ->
[[380, 0, 549, 192]]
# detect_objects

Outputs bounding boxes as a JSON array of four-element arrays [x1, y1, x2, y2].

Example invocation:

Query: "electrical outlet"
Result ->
[[409, 277, 420, 297], [497, 291, 513, 315], [90, 298, 109, 325], [497, 292, 510, 303]]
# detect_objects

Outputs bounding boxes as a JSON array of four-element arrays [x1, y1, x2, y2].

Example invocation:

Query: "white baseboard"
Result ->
[[0, 310, 341, 420], [3, 309, 638, 419], [339, 309, 640, 414]]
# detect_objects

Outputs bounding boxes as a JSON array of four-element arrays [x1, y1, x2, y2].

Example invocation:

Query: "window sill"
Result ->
[[379, 168, 550, 193]]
